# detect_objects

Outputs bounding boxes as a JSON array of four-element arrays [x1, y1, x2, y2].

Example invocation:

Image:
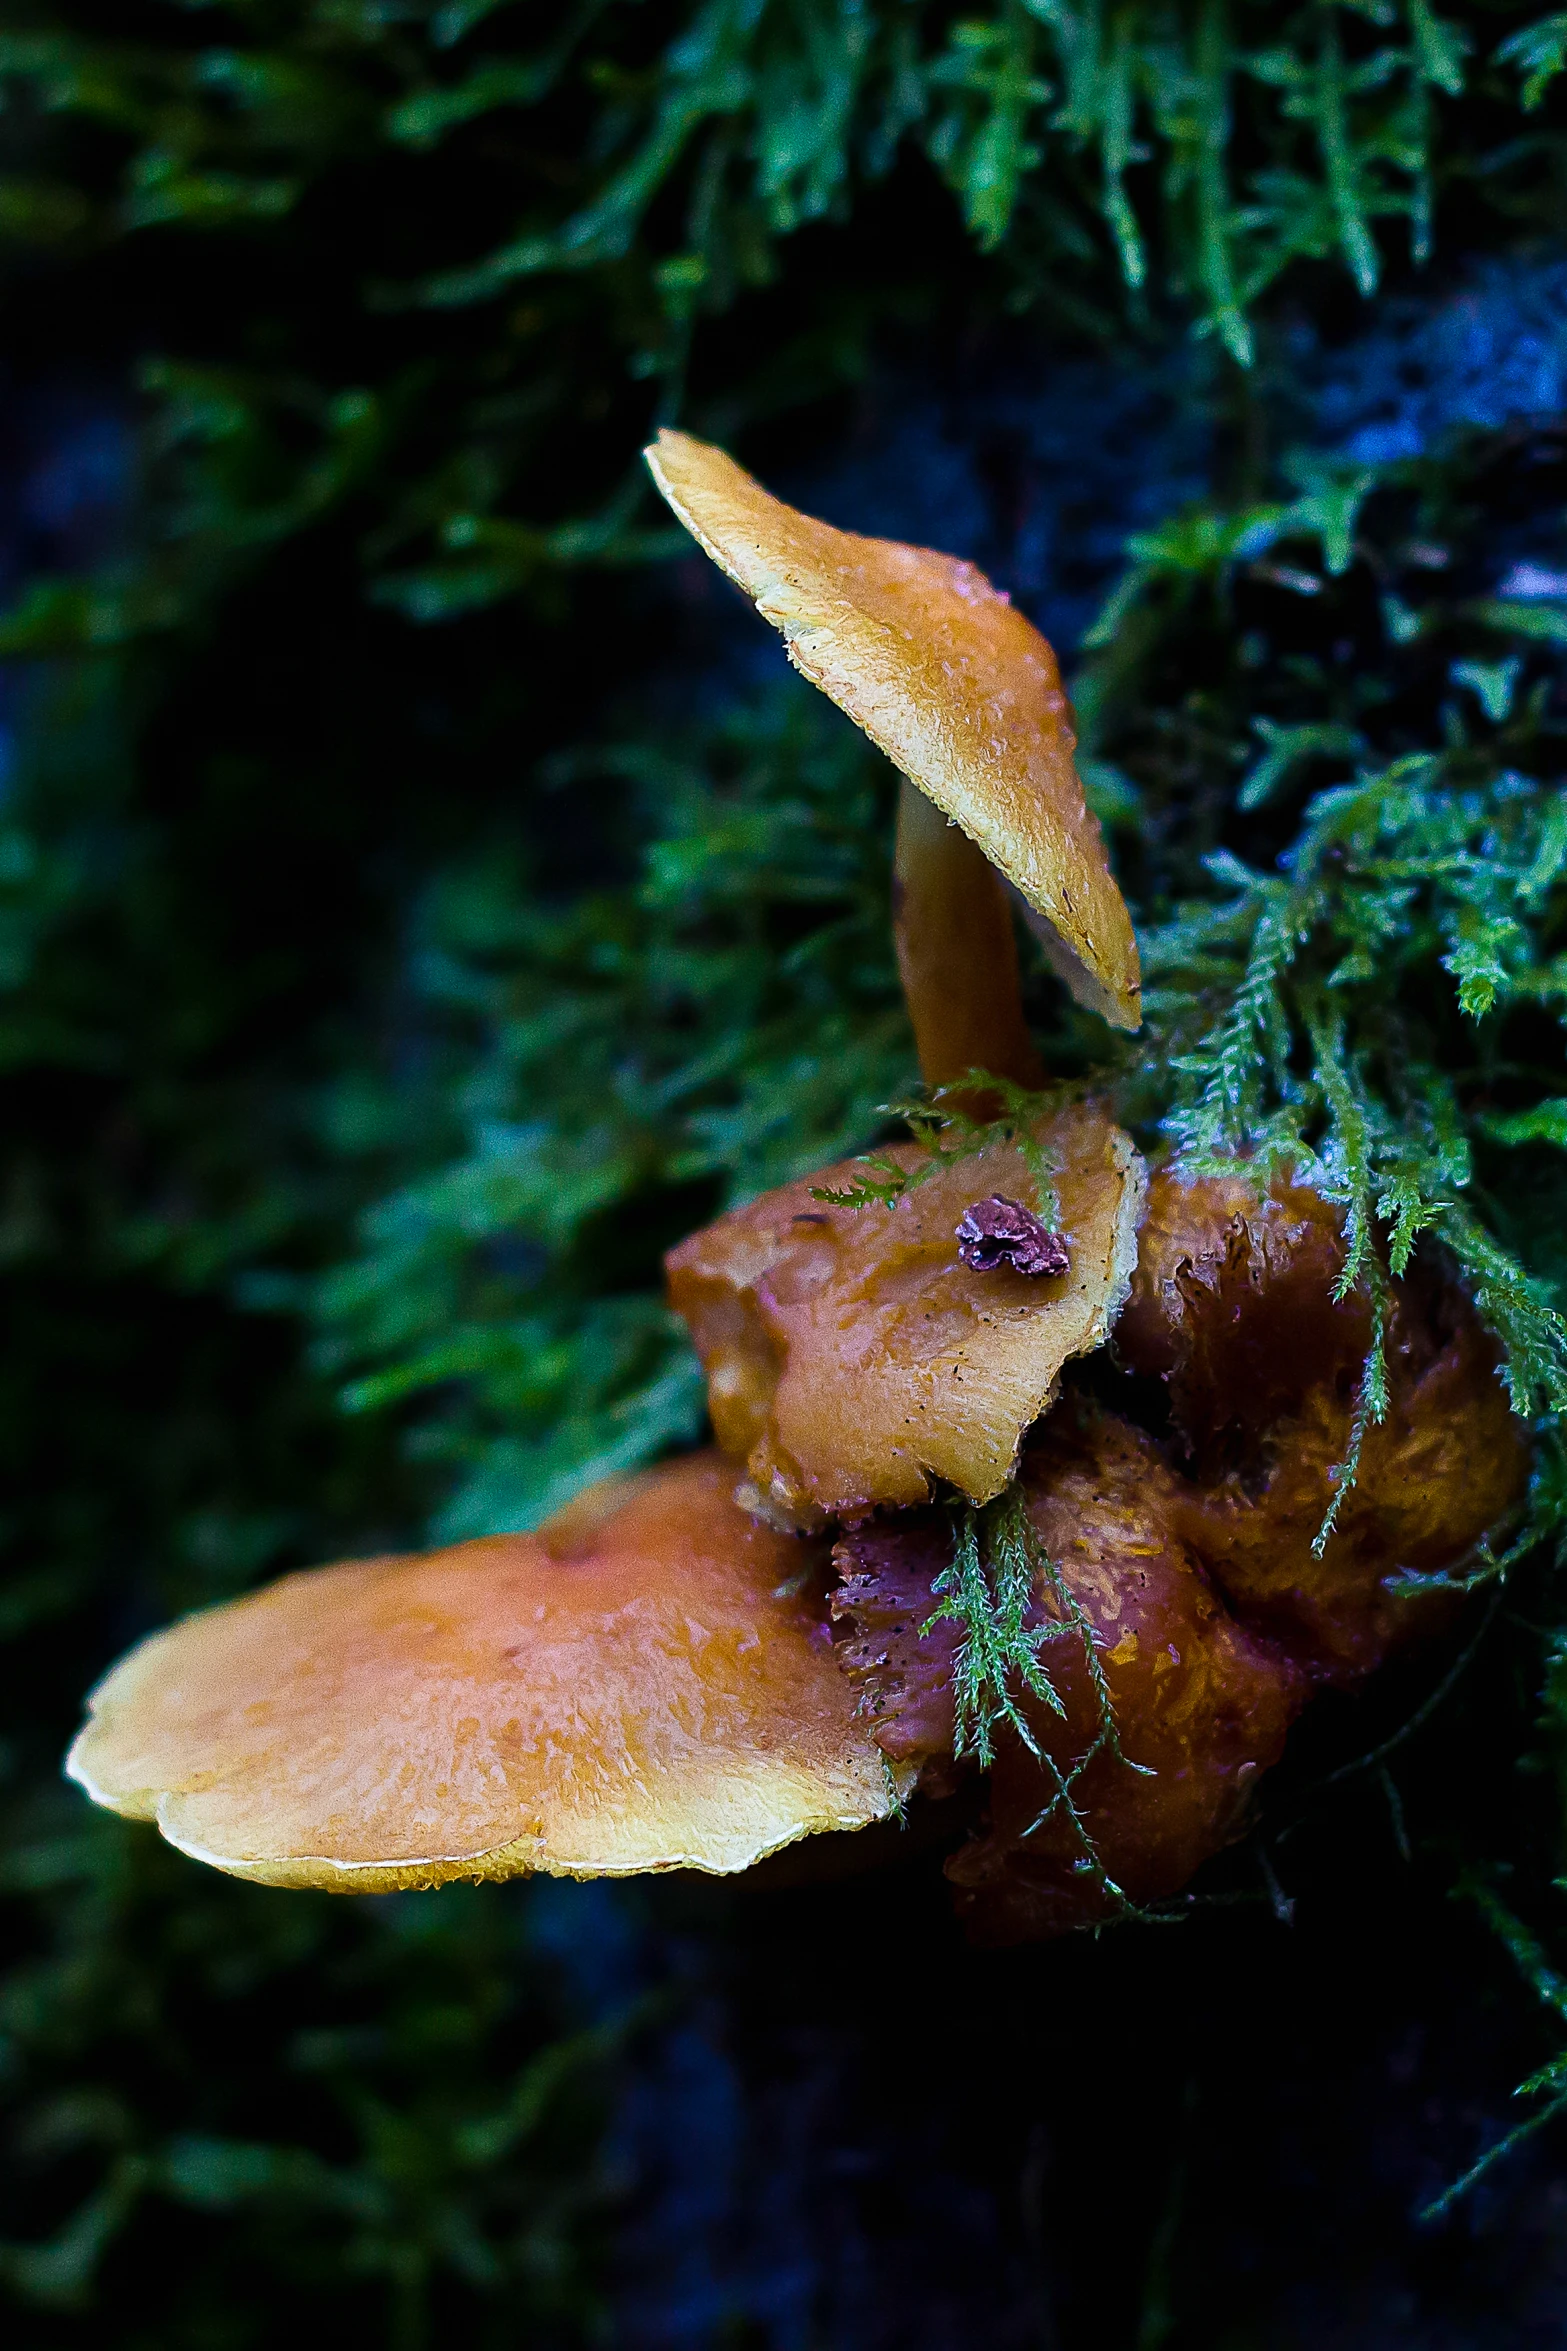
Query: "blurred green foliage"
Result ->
[[311, 695, 908, 1537], [1, 1822, 624, 2346], [4, 0, 1567, 2338]]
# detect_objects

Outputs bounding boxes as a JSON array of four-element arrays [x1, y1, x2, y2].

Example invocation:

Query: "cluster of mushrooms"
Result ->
[[68, 434, 1528, 1943]]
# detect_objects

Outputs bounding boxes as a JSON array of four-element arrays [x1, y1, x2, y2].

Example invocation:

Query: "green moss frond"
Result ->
[[925, 1480, 1149, 1912], [925, 1487, 1065, 1771], [809, 1071, 1069, 1218], [1422, 1880, 1567, 2219]]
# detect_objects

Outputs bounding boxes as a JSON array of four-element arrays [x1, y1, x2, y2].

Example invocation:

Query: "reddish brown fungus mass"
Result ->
[[1116, 1169, 1528, 1680], [834, 1409, 1304, 1942], [830, 1510, 965, 1796], [830, 1166, 1529, 1940]]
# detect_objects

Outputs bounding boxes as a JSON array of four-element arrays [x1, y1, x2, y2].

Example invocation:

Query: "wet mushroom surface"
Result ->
[[1117, 1166, 1529, 1682], [65, 1155, 1529, 1934], [68, 1451, 903, 1890], [819, 1165, 1529, 1941], [666, 1101, 1145, 1528]]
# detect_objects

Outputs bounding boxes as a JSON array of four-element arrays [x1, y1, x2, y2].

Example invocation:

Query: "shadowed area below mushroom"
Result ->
[[65, 1451, 904, 1890]]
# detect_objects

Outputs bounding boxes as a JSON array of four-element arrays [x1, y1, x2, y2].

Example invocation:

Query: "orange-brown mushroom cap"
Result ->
[[644, 428, 1141, 1032], [65, 1452, 904, 1890], [666, 1103, 1146, 1528]]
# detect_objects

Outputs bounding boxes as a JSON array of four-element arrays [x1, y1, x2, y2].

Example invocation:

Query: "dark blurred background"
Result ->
[[6, 6, 1567, 2344]]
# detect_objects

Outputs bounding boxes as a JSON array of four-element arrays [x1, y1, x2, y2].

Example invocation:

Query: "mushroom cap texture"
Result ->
[[645, 428, 1141, 1031], [666, 1102, 1146, 1528], [65, 1452, 901, 1890]]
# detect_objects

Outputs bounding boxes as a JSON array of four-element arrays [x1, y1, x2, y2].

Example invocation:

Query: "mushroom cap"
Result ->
[[66, 1452, 902, 1890], [666, 1102, 1146, 1529], [645, 428, 1141, 1031]]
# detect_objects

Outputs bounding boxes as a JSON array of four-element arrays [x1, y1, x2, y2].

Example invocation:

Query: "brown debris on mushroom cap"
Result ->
[[65, 1452, 904, 1891], [942, 1408, 1305, 1944], [666, 1103, 1145, 1531], [645, 428, 1141, 1032], [956, 1194, 1071, 1278], [1117, 1166, 1530, 1682]]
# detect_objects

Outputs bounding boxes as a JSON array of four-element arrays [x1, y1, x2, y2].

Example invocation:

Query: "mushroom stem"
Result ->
[[893, 776, 1046, 1096]]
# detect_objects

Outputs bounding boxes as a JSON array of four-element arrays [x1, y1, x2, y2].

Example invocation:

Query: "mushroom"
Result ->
[[830, 1261, 1526, 1946], [648, 430, 1147, 1524], [644, 428, 1142, 1085], [666, 1102, 1143, 1530], [1115, 1165, 1529, 1681], [64, 438, 1154, 1912], [67, 1451, 903, 1889], [834, 1403, 1307, 1944]]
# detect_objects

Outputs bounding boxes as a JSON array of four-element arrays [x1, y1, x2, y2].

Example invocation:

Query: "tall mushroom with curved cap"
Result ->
[[645, 428, 1141, 1087]]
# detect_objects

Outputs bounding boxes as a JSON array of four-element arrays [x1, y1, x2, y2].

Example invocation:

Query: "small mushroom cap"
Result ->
[[645, 428, 1140, 1031], [666, 1103, 1146, 1529], [66, 1452, 902, 1891]]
